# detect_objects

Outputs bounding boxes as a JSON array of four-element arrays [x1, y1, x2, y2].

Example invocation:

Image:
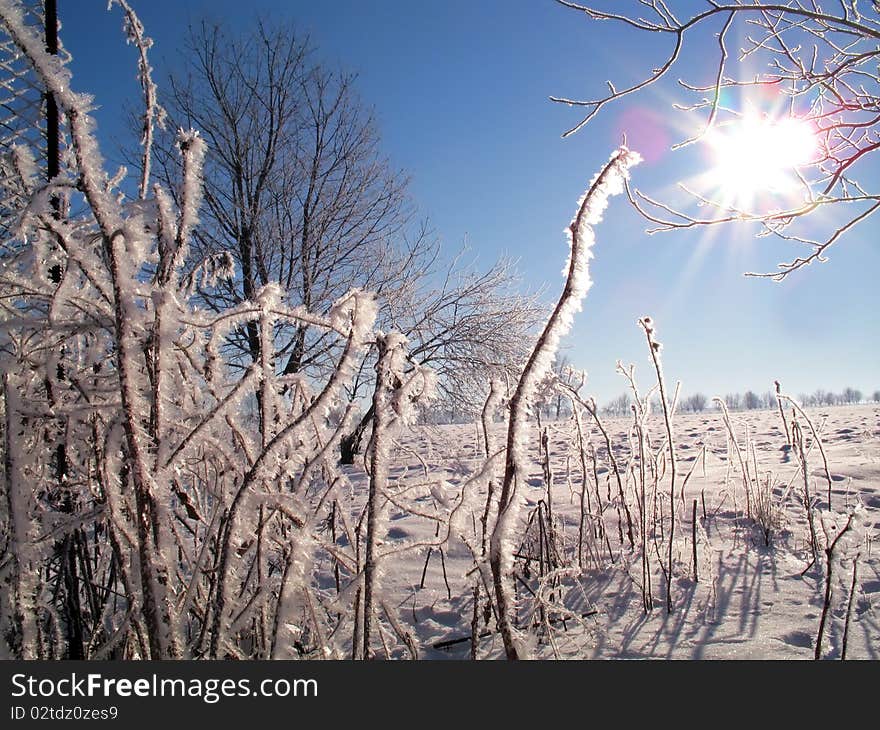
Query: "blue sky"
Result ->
[[57, 0, 878, 404]]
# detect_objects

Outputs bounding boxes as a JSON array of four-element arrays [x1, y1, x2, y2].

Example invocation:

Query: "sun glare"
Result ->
[[706, 115, 817, 208]]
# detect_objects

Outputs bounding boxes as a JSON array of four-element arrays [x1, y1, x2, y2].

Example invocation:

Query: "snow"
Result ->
[[329, 404, 880, 659]]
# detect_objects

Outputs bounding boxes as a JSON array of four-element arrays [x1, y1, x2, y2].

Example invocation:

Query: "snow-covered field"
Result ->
[[333, 404, 879, 659]]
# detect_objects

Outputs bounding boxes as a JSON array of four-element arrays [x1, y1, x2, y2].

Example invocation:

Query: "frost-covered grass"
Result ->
[[341, 404, 879, 659]]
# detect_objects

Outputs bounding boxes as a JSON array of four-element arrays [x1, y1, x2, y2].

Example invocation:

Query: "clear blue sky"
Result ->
[[57, 0, 878, 405]]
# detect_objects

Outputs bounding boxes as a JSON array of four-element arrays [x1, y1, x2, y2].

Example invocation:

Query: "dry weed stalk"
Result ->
[[815, 512, 857, 660], [489, 147, 640, 659], [562, 386, 633, 550], [712, 397, 752, 520], [777, 392, 833, 509], [791, 419, 820, 567], [752, 473, 784, 547], [639, 316, 678, 613], [841, 552, 860, 661]]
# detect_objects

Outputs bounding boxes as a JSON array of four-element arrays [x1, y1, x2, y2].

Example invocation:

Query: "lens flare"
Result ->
[[706, 115, 817, 207]]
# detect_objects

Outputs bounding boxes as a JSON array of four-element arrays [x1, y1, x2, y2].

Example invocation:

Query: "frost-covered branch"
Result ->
[[489, 146, 641, 660], [555, 0, 880, 279], [108, 0, 166, 199]]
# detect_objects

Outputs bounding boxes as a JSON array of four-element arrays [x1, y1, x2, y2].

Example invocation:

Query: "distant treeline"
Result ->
[[424, 386, 877, 424], [601, 387, 876, 416]]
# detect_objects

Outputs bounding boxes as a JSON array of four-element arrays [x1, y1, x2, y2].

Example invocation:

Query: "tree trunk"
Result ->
[[340, 404, 374, 465]]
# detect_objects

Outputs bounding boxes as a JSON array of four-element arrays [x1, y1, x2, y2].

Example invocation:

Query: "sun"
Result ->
[[705, 114, 818, 209]]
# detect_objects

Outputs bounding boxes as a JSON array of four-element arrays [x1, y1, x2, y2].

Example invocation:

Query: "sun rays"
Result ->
[[705, 113, 818, 210]]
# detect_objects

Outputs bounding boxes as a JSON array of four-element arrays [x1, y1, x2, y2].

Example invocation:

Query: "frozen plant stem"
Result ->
[[361, 333, 430, 658], [774, 380, 791, 446], [573, 408, 589, 569], [560, 384, 633, 549], [489, 147, 641, 660], [583, 396, 633, 548], [480, 379, 502, 556], [362, 336, 393, 659], [108, 0, 164, 200], [713, 398, 751, 520], [815, 513, 854, 660], [2, 375, 38, 658], [778, 392, 833, 510], [634, 406, 652, 613], [639, 317, 677, 613], [841, 553, 859, 660], [791, 419, 820, 566]]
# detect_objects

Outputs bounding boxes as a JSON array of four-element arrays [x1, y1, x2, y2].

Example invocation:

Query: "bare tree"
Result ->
[[341, 251, 542, 461], [554, 1, 880, 279], [682, 392, 708, 412], [154, 21, 418, 376], [603, 392, 632, 417], [155, 20, 541, 463], [842, 386, 863, 404], [725, 392, 742, 410], [552, 354, 577, 419], [743, 390, 761, 410]]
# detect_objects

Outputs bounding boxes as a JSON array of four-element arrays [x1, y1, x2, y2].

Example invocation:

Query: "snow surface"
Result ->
[[329, 404, 880, 659]]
